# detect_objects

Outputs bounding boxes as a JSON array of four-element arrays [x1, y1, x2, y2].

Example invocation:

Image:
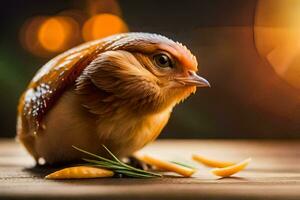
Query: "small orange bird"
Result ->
[[17, 33, 210, 164]]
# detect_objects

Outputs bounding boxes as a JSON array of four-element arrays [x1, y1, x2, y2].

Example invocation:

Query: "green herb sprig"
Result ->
[[170, 161, 196, 169], [73, 145, 161, 178]]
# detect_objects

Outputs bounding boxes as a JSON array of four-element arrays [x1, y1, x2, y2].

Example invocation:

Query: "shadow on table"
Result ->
[[23, 162, 81, 178]]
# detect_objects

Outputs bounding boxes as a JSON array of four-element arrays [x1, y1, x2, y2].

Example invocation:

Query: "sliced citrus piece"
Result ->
[[45, 166, 114, 179], [139, 155, 196, 177], [192, 154, 235, 168], [210, 158, 251, 177]]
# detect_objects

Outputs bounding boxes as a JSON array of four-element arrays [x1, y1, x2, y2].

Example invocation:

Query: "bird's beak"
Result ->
[[176, 71, 210, 87]]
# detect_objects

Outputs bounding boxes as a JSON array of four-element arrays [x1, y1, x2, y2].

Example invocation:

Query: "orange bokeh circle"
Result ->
[[82, 13, 128, 41], [38, 16, 80, 52], [20, 15, 80, 57]]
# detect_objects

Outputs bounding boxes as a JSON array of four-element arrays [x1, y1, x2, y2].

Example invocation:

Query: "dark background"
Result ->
[[1, 0, 300, 139]]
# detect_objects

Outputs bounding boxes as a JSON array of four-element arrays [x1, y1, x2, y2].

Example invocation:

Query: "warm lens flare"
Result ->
[[82, 14, 128, 41], [255, 0, 300, 89], [38, 16, 79, 52]]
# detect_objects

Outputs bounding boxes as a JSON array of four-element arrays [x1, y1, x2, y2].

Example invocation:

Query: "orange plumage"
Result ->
[[16, 33, 210, 164]]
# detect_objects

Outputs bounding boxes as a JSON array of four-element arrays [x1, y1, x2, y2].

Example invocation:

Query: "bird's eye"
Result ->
[[153, 53, 173, 68]]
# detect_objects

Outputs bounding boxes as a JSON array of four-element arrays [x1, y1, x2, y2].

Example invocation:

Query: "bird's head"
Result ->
[[84, 33, 210, 114]]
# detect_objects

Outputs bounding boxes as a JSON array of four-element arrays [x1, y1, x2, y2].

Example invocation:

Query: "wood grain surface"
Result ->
[[0, 139, 299, 200]]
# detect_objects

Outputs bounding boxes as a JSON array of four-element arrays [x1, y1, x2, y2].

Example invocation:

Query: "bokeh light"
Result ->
[[82, 13, 128, 41], [38, 16, 79, 52], [20, 0, 128, 57], [20, 16, 48, 57], [254, 0, 300, 89], [20, 15, 80, 57]]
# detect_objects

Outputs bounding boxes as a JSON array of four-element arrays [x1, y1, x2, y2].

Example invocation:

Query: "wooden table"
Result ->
[[0, 139, 299, 200]]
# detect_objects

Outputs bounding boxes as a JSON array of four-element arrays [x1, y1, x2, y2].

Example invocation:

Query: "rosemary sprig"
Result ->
[[170, 161, 196, 169], [73, 145, 162, 178]]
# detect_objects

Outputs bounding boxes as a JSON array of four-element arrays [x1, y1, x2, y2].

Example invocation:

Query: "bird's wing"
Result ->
[[17, 38, 114, 135]]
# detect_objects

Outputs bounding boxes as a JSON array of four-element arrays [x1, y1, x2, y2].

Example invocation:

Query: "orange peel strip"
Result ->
[[210, 158, 252, 177], [192, 154, 235, 168], [139, 155, 196, 177], [45, 166, 114, 179]]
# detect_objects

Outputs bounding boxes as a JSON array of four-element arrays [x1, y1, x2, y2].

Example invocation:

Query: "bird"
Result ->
[[16, 32, 210, 165]]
